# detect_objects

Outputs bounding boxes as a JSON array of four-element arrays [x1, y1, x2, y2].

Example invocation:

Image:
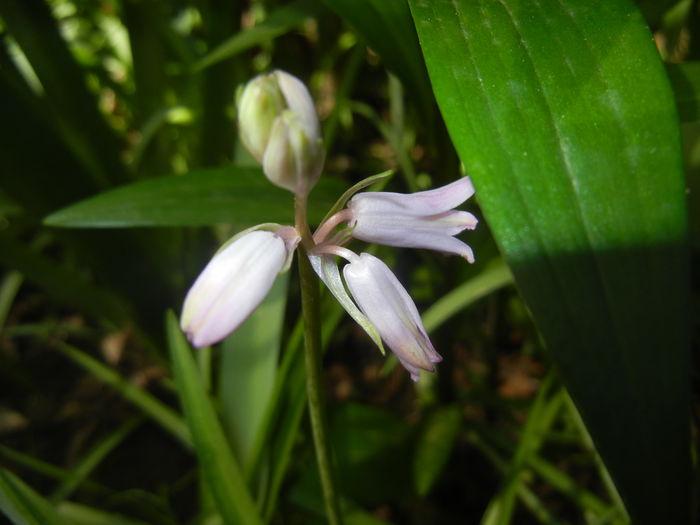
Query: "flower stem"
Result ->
[[295, 191, 343, 525], [297, 247, 343, 525]]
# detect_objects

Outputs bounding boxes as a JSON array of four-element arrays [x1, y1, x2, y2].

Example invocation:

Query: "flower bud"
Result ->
[[181, 226, 300, 347], [237, 70, 324, 196], [262, 111, 324, 195], [237, 75, 286, 162]]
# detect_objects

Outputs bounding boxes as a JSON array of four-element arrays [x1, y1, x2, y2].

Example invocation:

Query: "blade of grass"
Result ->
[[481, 372, 559, 525], [0, 445, 109, 497], [0, 270, 23, 332], [165, 311, 262, 525], [0, 467, 66, 525], [56, 343, 190, 448], [0, 0, 125, 187], [193, 0, 322, 72], [56, 501, 150, 525], [422, 259, 512, 332], [50, 417, 143, 502], [467, 432, 566, 525]]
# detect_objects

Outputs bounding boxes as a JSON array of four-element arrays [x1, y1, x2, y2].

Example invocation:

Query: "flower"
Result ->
[[237, 70, 323, 196], [346, 177, 478, 262], [342, 252, 441, 381], [181, 226, 300, 347], [182, 70, 479, 383]]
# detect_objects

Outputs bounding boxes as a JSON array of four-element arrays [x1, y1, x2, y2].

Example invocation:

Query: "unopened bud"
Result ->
[[237, 70, 324, 196], [262, 111, 324, 195], [237, 75, 286, 162]]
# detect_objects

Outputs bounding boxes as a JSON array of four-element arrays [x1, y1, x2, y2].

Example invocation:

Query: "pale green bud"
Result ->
[[262, 111, 324, 195], [237, 75, 286, 162], [237, 70, 323, 196]]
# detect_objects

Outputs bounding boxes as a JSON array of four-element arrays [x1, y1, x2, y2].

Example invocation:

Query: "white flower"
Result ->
[[181, 226, 300, 347], [237, 70, 323, 196], [347, 177, 478, 262], [342, 252, 441, 381]]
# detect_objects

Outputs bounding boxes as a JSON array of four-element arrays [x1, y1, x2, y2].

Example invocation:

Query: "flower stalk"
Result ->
[[298, 244, 343, 525]]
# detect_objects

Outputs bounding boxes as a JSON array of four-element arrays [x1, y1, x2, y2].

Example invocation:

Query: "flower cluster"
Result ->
[[181, 70, 478, 381]]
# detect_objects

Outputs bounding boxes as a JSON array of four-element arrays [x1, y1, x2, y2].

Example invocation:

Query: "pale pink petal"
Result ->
[[349, 177, 474, 216], [181, 229, 297, 347], [347, 178, 477, 259], [343, 253, 441, 381]]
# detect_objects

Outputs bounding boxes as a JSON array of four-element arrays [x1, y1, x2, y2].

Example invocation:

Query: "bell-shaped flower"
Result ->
[[342, 252, 441, 381], [347, 177, 478, 262], [237, 70, 323, 196], [181, 226, 300, 347]]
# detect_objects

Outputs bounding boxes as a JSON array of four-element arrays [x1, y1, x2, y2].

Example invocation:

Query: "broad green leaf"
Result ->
[[219, 274, 288, 466], [44, 167, 346, 228], [193, 0, 322, 71], [409, 1, 690, 523], [0, 467, 66, 525], [165, 311, 262, 525], [323, 0, 434, 123]]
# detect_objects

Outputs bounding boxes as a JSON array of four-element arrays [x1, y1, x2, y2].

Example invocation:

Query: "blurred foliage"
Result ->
[[0, 0, 697, 524]]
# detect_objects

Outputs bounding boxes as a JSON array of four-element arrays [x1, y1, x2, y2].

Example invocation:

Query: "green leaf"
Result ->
[[409, 1, 689, 523], [165, 311, 262, 525], [193, 0, 322, 71], [0, 467, 66, 525], [219, 274, 288, 466], [44, 167, 346, 228]]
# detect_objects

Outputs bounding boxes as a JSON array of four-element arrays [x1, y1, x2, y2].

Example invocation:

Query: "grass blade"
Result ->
[[165, 311, 262, 525]]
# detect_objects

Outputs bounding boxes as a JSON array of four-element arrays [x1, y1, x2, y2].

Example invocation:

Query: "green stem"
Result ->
[[297, 245, 343, 525]]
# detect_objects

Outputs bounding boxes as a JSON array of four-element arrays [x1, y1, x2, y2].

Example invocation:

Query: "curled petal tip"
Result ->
[[347, 177, 477, 258]]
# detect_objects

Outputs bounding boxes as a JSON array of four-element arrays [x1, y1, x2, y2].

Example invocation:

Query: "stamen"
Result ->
[[311, 244, 358, 263], [313, 209, 353, 244]]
